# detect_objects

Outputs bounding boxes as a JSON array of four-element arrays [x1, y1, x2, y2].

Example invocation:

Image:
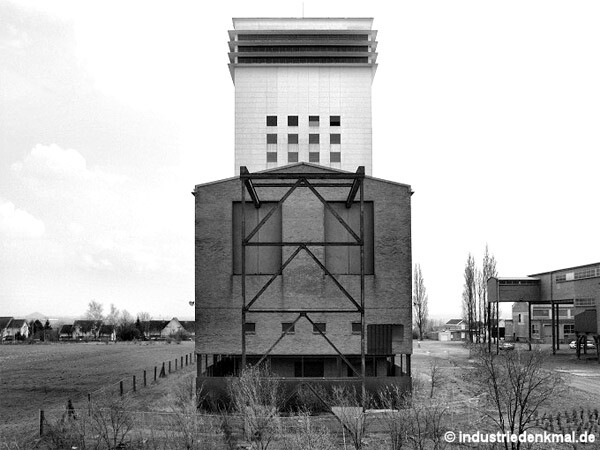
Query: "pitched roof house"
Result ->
[[59, 324, 73, 339], [0, 317, 13, 340], [5, 319, 29, 339], [72, 320, 102, 339]]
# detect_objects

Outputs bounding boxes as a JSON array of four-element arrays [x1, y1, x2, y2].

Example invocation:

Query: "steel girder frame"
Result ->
[[239, 166, 367, 394]]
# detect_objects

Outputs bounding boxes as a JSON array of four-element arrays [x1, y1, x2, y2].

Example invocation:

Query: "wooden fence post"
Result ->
[[120, 380, 124, 396], [133, 375, 136, 392], [39, 410, 44, 436], [87, 393, 91, 417], [186, 354, 188, 366], [169, 361, 171, 373], [143, 370, 147, 387], [154, 366, 157, 381], [175, 359, 178, 371], [181, 356, 183, 368]]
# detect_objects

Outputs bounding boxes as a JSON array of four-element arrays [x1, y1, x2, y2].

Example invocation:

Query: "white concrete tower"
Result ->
[[228, 18, 378, 175]]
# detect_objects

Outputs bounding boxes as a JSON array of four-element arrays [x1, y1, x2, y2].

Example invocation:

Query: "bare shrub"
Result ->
[[428, 358, 445, 399], [227, 364, 283, 450], [378, 381, 449, 450], [89, 395, 136, 449], [470, 346, 565, 450], [286, 410, 337, 450], [329, 385, 371, 450]]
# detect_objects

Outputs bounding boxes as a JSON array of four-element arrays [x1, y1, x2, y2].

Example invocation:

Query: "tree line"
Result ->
[[84, 300, 152, 341]]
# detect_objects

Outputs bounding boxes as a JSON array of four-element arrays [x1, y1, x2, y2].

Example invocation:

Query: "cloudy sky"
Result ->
[[1, 0, 599, 321]]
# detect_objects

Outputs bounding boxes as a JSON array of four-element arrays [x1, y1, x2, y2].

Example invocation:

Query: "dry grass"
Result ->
[[0, 340, 194, 442]]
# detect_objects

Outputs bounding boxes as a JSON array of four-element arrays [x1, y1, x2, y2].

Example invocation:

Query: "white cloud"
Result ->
[[11, 143, 127, 184], [0, 200, 45, 238]]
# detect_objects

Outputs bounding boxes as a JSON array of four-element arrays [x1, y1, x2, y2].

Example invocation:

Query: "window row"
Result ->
[[556, 266, 600, 283], [244, 322, 362, 335], [267, 133, 341, 144], [267, 151, 341, 163], [267, 115, 341, 127]]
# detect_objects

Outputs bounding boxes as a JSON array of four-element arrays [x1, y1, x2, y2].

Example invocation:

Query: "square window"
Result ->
[[330, 152, 341, 163], [267, 134, 277, 144], [288, 115, 298, 126], [309, 152, 320, 163], [330, 134, 341, 144], [351, 322, 361, 334], [266, 116, 277, 126], [266, 152, 277, 163], [288, 134, 298, 144], [288, 152, 299, 163], [313, 323, 326, 334], [309, 116, 320, 126], [282, 322, 295, 334], [330, 115, 341, 126], [309, 134, 320, 144], [244, 322, 256, 334]]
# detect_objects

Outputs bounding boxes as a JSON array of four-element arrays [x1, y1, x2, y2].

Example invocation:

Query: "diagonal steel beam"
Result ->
[[304, 179, 361, 243], [255, 314, 304, 366], [304, 314, 361, 377], [303, 246, 363, 312], [244, 178, 302, 243], [240, 166, 261, 208], [345, 166, 365, 208], [245, 245, 303, 311]]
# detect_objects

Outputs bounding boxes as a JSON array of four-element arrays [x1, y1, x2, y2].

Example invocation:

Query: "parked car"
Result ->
[[499, 341, 515, 350], [569, 339, 596, 350]]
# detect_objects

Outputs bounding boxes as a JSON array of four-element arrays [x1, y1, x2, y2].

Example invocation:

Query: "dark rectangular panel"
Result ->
[[324, 202, 374, 274], [232, 203, 282, 274]]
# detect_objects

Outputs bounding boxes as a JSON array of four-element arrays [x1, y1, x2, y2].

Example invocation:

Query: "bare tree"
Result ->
[[413, 264, 429, 341], [105, 303, 120, 326], [470, 346, 565, 450], [480, 245, 498, 343], [428, 358, 445, 399], [85, 300, 104, 321], [137, 311, 151, 323], [462, 254, 477, 343]]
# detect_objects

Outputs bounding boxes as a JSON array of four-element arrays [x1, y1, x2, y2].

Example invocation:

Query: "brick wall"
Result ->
[[195, 164, 412, 357]]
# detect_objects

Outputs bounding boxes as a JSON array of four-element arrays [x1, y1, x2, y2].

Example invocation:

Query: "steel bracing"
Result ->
[[240, 166, 367, 391]]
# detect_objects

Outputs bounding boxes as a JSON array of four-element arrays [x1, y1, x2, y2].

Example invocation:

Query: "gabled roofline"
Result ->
[[193, 162, 412, 191]]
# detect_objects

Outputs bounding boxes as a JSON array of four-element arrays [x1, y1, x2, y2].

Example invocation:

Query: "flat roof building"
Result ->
[[488, 262, 600, 358]]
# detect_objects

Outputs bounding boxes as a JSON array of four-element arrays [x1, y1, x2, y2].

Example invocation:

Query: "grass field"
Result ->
[[0, 340, 194, 441]]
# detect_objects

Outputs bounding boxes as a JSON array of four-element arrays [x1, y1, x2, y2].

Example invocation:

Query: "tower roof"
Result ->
[[228, 18, 378, 82]]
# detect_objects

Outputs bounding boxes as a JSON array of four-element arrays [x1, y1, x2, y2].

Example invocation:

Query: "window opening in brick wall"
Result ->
[[309, 115, 320, 126], [266, 116, 277, 126], [330, 115, 341, 126], [313, 323, 326, 334], [244, 323, 256, 334], [288, 115, 298, 126], [282, 323, 295, 334]]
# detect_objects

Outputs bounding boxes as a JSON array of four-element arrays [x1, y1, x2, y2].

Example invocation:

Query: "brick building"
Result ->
[[511, 302, 574, 344], [194, 163, 412, 390]]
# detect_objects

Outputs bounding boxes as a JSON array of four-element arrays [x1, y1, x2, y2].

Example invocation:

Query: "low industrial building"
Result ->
[[489, 262, 600, 357]]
